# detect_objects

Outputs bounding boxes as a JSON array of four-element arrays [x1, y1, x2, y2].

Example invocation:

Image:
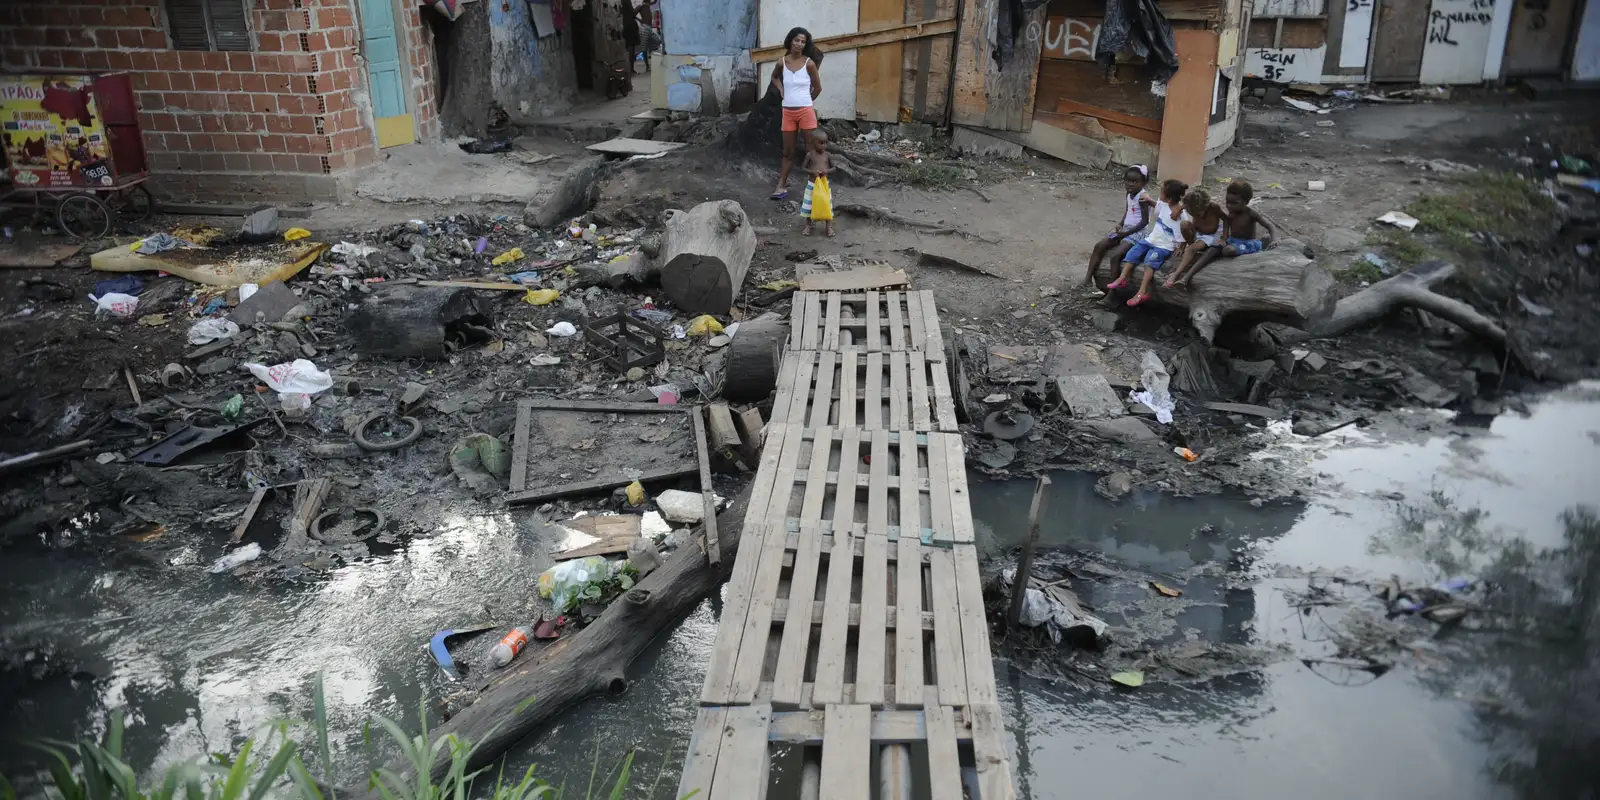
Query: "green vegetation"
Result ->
[[893, 162, 969, 190], [1404, 171, 1557, 254], [2, 678, 655, 800], [1365, 228, 1431, 267], [1336, 257, 1385, 285]]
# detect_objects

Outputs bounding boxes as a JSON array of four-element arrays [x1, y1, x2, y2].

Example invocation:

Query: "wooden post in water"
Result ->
[[1007, 475, 1050, 628]]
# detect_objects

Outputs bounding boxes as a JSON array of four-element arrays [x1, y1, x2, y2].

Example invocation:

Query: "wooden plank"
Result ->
[[764, 424, 808, 522], [926, 433, 954, 545], [772, 431, 832, 707], [896, 431, 919, 540], [819, 705, 872, 800], [927, 548, 968, 707], [745, 422, 799, 532], [909, 352, 932, 431], [693, 407, 722, 566], [868, 430, 891, 534], [415, 279, 526, 291], [894, 535, 924, 707], [837, 348, 859, 430], [864, 352, 884, 430], [229, 486, 270, 544], [992, 114, 1113, 170], [734, 407, 766, 465], [923, 704, 965, 800], [509, 400, 533, 492], [789, 291, 808, 348], [709, 704, 772, 800], [953, 546, 998, 705], [855, 533, 889, 706], [799, 266, 908, 292], [969, 704, 1016, 800], [505, 463, 698, 505], [858, 0, 906, 122], [801, 292, 822, 351], [865, 290, 882, 352], [929, 356, 958, 432], [1054, 374, 1126, 419], [787, 353, 815, 430], [770, 354, 799, 426], [677, 707, 727, 799], [950, 0, 1047, 131], [767, 708, 948, 744], [1054, 98, 1163, 133], [886, 291, 906, 351], [585, 138, 686, 155], [823, 292, 843, 350], [1037, 59, 1165, 123], [809, 351, 836, 429], [905, 290, 926, 352], [1156, 28, 1219, 187], [771, 597, 936, 632], [945, 434, 975, 543], [834, 427, 862, 535], [811, 524, 856, 706], [729, 523, 793, 703], [750, 17, 958, 61], [702, 522, 771, 703], [917, 290, 939, 355], [888, 351, 908, 430]]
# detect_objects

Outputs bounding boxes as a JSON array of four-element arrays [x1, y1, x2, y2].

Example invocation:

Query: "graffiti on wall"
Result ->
[[1427, 0, 1496, 45], [1040, 17, 1102, 60], [1243, 47, 1327, 83]]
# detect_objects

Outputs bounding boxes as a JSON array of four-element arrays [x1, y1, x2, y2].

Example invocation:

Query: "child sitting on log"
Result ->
[[1106, 178, 1188, 307], [1083, 165, 1155, 288], [1167, 179, 1279, 286], [1164, 187, 1228, 289]]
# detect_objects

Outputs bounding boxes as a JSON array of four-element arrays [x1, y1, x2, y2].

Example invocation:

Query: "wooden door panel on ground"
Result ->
[[1157, 27, 1217, 186], [361, 0, 413, 147], [1369, 0, 1430, 81], [1504, 0, 1579, 75]]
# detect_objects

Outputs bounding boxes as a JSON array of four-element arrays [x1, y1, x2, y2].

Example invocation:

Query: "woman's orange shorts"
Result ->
[[781, 106, 819, 132]]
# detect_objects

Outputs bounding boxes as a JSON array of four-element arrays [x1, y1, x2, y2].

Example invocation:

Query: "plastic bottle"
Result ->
[[489, 626, 533, 668]]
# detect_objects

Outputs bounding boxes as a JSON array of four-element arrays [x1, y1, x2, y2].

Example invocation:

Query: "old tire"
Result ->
[[724, 317, 786, 402]]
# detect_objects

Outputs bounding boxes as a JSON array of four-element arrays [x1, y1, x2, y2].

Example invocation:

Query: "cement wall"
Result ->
[[489, 0, 579, 121], [661, 0, 757, 55]]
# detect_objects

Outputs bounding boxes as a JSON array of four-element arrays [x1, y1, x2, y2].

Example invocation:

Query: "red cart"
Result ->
[[1, 71, 154, 239]]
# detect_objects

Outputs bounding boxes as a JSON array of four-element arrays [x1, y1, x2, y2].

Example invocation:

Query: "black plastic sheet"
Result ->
[[1096, 0, 1180, 82]]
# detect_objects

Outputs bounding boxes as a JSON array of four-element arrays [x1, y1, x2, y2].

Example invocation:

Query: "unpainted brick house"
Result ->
[[1, 0, 445, 201]]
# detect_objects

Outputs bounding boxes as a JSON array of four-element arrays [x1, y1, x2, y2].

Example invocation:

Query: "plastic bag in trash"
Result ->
[[89, 292, 140, 318], [546, 321, 578, 337], [187, 317, 241, 345], [1017, 588, 1054, 628], [244, 359, 334, 395], [538, 556, 617, 613], [1130, 350, 1174, 424], [687, 315, 724, 336]]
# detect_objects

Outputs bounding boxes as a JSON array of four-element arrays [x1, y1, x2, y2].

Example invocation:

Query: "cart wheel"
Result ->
[[110, 184, 156, 223], [56, 193, 113, 240]]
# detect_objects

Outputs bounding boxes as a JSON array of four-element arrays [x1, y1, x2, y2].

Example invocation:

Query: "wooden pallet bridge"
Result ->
[[678, 291, 1015, 799]]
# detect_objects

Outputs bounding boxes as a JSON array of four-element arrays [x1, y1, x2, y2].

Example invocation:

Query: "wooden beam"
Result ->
[[751, 18, 957, 61]]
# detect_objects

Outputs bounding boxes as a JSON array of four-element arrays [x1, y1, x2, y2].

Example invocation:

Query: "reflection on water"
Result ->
[[3, 384, 1597, 798]]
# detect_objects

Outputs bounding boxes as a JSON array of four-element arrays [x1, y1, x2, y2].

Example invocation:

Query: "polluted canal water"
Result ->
[[3, 383, 1599, 798]]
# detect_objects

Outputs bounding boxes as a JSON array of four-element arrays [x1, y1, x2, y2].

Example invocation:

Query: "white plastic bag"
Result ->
[[546, 321, 578, 337], [239, 283, 260, 302], [1130, 350, 1174, 424], [89, 292, 140, 318], [244, 359, 334, 395], [537, 556, 617, 613], [210, 543, 262, 573], [187, 317, 241, 345]]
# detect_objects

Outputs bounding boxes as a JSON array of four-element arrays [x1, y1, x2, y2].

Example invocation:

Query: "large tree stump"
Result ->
[[1093, 238, 1337, 342], [346, 285, 491, 360], [1253, 260, 1508, 352], [723, 314, 787, 401], [659, 200, 757, 314]]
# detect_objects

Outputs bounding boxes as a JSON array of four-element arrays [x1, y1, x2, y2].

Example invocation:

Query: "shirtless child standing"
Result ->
[[1168, 179, 1278, 285]]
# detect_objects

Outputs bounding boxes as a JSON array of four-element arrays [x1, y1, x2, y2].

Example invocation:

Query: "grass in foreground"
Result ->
[[2, 678, 661, 800], [1404, 171, 1557, 253]]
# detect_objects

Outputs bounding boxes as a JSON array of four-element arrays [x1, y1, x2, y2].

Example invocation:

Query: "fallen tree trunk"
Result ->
[[1252, 260, 1507, 351], [377, 486, 751, 791], [1092, 238, 1337, 342], [659, 200, 757, 314]]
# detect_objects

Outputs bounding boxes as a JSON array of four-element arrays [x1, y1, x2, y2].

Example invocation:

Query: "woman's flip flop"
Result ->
[[770, 190, 789, 200]]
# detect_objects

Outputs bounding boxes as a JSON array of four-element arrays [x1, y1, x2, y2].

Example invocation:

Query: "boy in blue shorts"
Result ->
[[1106, 178, 1187, 307], [1172, 179, 1278, 286]]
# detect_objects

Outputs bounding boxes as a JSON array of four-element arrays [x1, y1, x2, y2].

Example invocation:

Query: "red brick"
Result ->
[[141, 30, 165, 49], [155, 51, 180, 71], [192, 72, 219, 92], [63, 50, 89, 70], [189, 133, 213, 150], [228, 52, 252, 71], [290, 115, 316, 134], [36, 50, 62, 68], [202, 52, 228, 71], [148, 112, 177, 132], [167, 72, 194, 91], [199, 114, 223, 132], [257, 32, 282, 51], [146, 72, 171, 91], [199, 154, 226, 171], [126, 8, 157, 28], [74, 7, 105, 26], [117, 29, 143, 48], [265, 73, 292, 93], [275, 95, 301, 114], [271, 153, 297, 171], [178, 51, 205, 71], [241, 73, 266, 93], [102, 8, 129, 26], [304, 32, 327, 50], [295, 154, 323, 173], [247, 153, 274, 171], [218, 72, 242, 92], [107, 51, 132, 70], [236, 134, 261, 151], [175, 115, 202, 133], [262, 134, 288, 153], [265, 115, 292, 134], [253, 95, 279, 113], [44, 29, 70, 48], [130, 51, 157, 71], [95, 29, 120, 48], [223, 153, 250, 171], [285, 135, 310, 154]]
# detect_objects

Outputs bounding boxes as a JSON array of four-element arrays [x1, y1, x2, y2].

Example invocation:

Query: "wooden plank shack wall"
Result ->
[[899, 0, 957, 122], [951, 0, 1049, 131]]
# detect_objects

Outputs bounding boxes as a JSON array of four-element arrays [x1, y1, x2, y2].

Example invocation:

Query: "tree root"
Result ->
[[834, 204, 996, 242]]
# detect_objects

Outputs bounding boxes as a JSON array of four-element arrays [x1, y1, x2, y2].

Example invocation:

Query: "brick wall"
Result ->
[[0, 0, 440, 201]]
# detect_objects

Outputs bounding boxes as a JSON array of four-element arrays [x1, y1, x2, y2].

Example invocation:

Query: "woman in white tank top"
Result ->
[[769, 27, 822, 200]]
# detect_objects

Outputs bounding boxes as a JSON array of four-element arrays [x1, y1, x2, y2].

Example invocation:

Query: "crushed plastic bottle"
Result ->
[[490, 625, 533, 667]]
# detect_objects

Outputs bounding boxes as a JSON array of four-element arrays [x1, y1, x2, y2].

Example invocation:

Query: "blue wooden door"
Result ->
[[361, 0, 413, 147]]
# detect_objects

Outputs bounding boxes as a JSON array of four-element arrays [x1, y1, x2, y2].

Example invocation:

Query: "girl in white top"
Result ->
[[769, 27, 822, 200], [1106, 178, 1191, 307], [1083, 165, 1155, 286]]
